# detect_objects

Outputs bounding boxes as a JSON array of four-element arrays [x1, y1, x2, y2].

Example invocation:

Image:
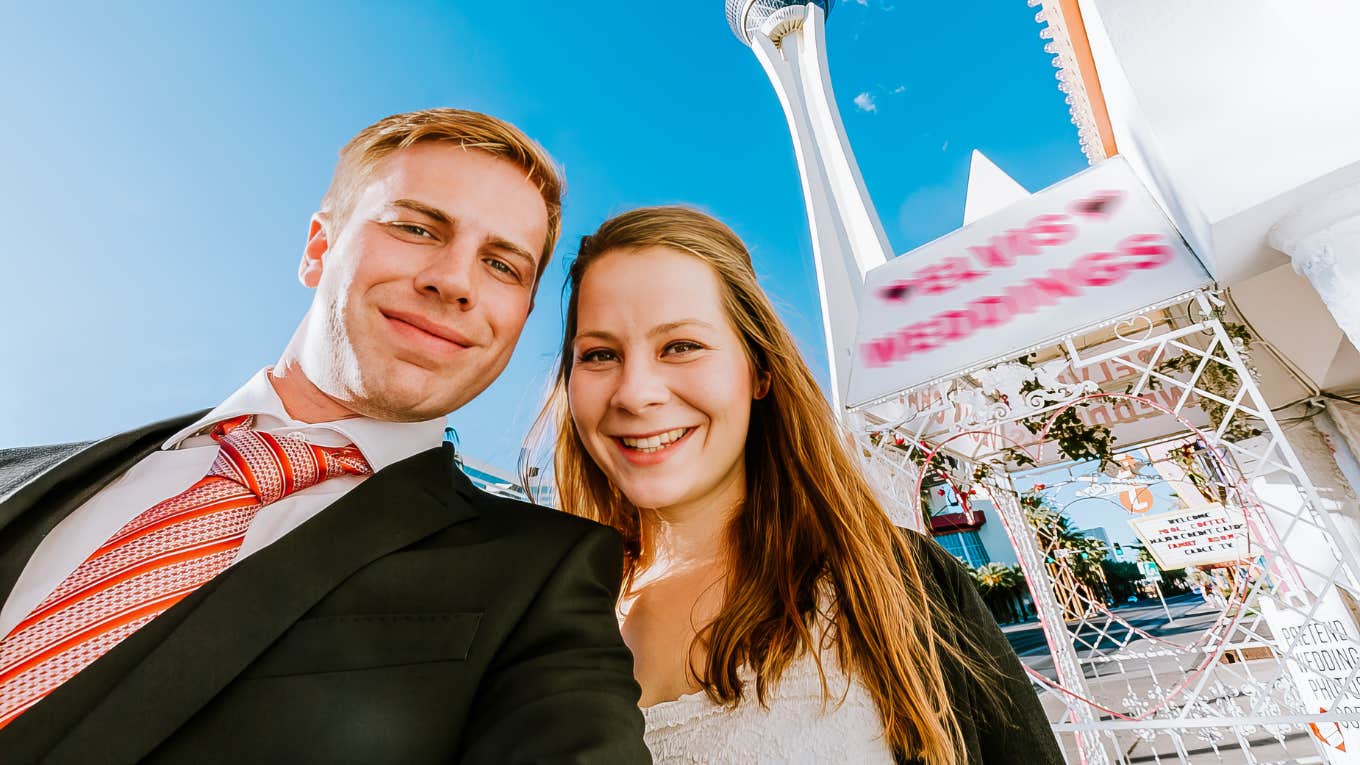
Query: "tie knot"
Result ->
[[205, 418, 372, 504]]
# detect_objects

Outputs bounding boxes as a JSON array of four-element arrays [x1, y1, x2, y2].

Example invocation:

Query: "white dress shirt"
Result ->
[[0, 369, 446, 639]]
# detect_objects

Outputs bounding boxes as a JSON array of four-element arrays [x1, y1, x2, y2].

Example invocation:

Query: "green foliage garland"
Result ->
[[1001, 354, 1118, 470]]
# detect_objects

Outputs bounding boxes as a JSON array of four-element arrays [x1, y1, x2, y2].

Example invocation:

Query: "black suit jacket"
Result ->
[[0, 413, 649, 764]]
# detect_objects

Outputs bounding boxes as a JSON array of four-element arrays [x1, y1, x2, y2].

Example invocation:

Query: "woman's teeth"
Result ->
[[620, 428, 689, 453]]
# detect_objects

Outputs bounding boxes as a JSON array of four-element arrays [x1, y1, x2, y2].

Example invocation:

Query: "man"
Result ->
[[0, 109, 649, 763]]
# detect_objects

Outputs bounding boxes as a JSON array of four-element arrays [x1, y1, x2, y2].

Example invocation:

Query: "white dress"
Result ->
[[641, 643, 895, 764]]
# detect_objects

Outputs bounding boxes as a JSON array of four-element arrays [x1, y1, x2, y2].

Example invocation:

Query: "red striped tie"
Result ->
[[0, 415, 371, 728]]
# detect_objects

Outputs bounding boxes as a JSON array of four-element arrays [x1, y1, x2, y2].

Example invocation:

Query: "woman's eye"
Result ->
[[663, 341, 703, 356], [577, 348, 618, 364]]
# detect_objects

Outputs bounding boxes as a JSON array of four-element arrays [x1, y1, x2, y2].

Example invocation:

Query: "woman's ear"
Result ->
[[753, 370, 772, 400]]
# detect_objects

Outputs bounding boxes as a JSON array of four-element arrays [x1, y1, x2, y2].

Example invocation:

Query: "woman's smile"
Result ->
[[612, 426, 697, 464]]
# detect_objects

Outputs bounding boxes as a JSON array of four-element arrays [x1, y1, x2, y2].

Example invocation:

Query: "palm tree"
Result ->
[[972, 562, 1029, 623], [1023, 495, 1111, 616], [974, 562, 1017, 591], [1024, 504, 1108, 580]]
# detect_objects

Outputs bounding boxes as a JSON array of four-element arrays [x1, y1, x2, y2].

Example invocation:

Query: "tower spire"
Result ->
[[727, 0, 892, 413]]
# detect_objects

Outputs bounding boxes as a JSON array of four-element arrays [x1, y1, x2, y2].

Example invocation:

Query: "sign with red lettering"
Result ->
[[847, 156, 1210, 408], [1127, 503, 1247, 570]]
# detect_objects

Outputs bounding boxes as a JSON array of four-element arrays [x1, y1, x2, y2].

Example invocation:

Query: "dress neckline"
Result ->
[[641, 687, 709, 713]]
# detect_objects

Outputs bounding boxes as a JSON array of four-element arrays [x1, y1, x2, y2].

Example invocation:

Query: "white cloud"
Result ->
[[850, 0, 868, 5], [892, 84, 906, 94], [853, 92, 878, 113]]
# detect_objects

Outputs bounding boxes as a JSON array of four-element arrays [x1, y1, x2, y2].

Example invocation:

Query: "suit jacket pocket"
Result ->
[[248, 612, 483, 678]]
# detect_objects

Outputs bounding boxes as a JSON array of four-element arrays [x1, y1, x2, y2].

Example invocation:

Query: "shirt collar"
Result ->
[[161, 369, 447, 472]]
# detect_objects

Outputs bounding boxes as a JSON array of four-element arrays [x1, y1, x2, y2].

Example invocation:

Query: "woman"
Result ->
[[535, 206, 1061, 764]]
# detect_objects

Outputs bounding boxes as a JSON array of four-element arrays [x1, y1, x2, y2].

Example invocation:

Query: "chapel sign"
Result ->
[[847, 156, 1211, 408]]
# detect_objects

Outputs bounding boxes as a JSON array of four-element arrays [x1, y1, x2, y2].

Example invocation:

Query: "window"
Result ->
[[936, 530, 991, 569]]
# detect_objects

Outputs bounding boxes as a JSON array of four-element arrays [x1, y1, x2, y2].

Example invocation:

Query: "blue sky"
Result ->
[[1013, 453, 1179, 552], [1, 1, 1086, 472]]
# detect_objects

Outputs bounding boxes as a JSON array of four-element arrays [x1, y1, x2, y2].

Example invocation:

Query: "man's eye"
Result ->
[[393, 223, 433, 238], [485, 257, 520, 280]]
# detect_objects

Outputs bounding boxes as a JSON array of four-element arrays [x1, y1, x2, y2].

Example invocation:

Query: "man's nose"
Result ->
[[610, 356, 670, 414], [415, 238, 478, 308]]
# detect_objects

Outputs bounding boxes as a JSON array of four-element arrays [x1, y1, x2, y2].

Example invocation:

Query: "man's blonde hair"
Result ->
[[320, 108, 564, 291]]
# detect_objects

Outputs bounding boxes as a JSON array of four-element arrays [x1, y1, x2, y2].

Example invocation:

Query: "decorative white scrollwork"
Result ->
[[1113, 313, 1155, 344], [967, 358, 1099, 423]]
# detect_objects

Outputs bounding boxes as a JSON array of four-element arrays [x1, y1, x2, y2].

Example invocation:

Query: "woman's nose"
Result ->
[[610, 357, 670, 414]]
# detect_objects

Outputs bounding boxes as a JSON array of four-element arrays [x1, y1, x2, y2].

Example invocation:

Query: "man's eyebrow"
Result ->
[[390, 198, 537, 273], [485, 236, 537, 272], [390, 198, 452, 225]]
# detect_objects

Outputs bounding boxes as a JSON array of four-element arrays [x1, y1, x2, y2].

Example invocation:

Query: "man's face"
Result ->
[[296, 142, 548, 422]]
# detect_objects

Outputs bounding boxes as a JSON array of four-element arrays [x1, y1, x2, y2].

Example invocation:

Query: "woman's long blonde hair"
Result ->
[[534, 206, 982, 764]]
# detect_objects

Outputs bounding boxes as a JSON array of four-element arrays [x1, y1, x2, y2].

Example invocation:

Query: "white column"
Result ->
[[748, 3, 893, 413], [1269, 182, 1360, 351]]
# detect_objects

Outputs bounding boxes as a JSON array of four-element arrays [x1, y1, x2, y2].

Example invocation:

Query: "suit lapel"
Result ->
[[45, 443, 478, 765], [0, 413, 205, 605]]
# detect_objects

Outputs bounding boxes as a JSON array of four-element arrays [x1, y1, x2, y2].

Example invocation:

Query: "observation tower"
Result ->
[[726, 0, 893, 412]]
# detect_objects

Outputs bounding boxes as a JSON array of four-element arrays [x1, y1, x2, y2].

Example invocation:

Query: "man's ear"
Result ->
[[753, 370, 772, 400], [300, 213, 331, 288]]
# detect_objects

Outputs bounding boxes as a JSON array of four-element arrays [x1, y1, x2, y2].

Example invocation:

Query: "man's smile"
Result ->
[[381, 309, 474, 356]]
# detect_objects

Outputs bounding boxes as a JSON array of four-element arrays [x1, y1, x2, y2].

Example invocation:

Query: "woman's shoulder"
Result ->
[[898, 528, 975, 594], [897, 530, 1067, 763], [896, 528, 1002, 645]]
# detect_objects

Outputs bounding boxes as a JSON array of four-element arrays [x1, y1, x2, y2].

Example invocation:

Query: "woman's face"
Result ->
[[568, 247, 759, 515]]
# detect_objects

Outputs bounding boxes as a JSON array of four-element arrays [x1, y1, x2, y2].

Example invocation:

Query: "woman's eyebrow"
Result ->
[[574, 329, 618, 343], [575, 320, 715, 343], [648, 320, 715, 338]]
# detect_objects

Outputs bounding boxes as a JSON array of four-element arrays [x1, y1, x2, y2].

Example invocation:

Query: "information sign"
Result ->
[[1127, 502, 1246, 570]]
